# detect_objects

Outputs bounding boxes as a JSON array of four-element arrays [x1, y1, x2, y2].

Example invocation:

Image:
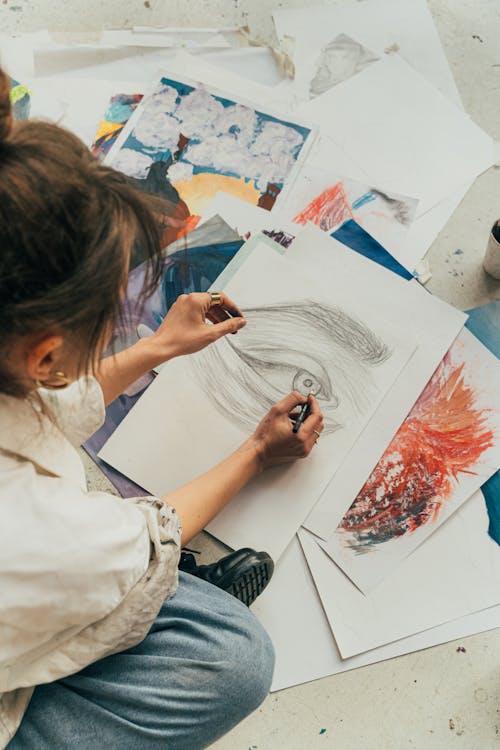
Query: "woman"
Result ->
[[0, 69, 323, 749]]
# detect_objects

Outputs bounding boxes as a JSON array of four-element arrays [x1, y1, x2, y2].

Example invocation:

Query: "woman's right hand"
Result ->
[[250, 391, 324, 470]]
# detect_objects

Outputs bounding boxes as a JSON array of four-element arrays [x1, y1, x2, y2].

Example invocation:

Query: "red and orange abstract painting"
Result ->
[[329, 328, 500, 593], [340, 352, 495, 551]]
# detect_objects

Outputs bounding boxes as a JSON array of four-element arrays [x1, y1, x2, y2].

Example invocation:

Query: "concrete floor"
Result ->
[[5, 0, 500, 747]]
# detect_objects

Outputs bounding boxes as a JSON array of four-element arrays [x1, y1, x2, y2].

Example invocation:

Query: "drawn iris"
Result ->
[[292, 369, 337, 403]]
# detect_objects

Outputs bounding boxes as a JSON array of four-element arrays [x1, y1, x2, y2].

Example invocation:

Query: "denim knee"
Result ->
[[217, 605, 275, 718]]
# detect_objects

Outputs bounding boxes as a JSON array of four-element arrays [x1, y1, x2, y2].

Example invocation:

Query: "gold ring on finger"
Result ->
[[209, 292, 223, 307]]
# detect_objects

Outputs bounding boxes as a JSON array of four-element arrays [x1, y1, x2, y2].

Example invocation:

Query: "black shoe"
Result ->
[[178, 548, 274, 607]]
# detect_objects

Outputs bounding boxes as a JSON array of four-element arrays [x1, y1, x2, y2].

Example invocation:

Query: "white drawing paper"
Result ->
[[300, 489, 500, 659], [285, 225, 467, 539], [274, 0, 463, 107], [166, 49, 289, 95], [100, 242, 416, 560], [280, 162, 418, 260], [297, 56, 493, 218], [325, 327, 500, 593], [300, 133, 474, 272], [200, 192, 296, 240], [252, 508, 500, 692]]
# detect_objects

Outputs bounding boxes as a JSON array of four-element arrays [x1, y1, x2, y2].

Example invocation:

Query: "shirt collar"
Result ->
[[0, 392, 85, 485]]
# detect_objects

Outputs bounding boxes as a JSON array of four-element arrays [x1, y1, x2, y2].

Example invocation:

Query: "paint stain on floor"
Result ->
[[319, 727, 327, 735], [456, 646, 467, 653], [449, 717, 465, 736]]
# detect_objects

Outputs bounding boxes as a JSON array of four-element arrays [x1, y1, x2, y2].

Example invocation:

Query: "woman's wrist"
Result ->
[[237, 436, 266, 475], [133, 333, 175, 371]]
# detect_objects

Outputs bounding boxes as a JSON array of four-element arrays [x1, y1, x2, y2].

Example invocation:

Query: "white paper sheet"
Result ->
[[100, 243, 416, 559], [33, 45, 176, 80], [97, 29, 234, 48], [283, 226, 466, 539], [252, 518, 500, 692], [293, 135, 474, 272], [280, 163, 418, 260], [200, 193, 297, 239], [401, 181, 473, 271], [273, 0, 463, 107], [300, 489, 500, 659], [325, 327, 500, 593], [147, 49, 296, 114], [181, 47, 288, 88], [297, 56, 493, 219]]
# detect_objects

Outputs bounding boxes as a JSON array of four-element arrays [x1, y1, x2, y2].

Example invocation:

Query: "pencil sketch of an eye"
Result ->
[[190, 300, 391, 434]]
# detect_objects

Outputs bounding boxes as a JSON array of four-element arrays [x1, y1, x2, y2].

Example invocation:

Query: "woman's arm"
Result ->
[[96, 292, 245, 405], [164, 392, 324, 545]]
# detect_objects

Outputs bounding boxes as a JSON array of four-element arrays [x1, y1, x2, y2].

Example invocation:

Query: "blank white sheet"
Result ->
[[100, 243, 416, 560], [300, 491, 500, 659], [399, 180, 473, 273], [200, 192, 297, 238], [252, 502, 500, 692], [286, 225, 466, 540], [297, 56, 493, 218]]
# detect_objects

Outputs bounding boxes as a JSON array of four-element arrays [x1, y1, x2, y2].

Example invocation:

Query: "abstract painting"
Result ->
[[10, 78, 31, 121], [310, 33, 379, 97], [287, 164, 418, 259], [106, 75, 313, 229], [91, 92, 144, 160], [326, 327, 500, 593]]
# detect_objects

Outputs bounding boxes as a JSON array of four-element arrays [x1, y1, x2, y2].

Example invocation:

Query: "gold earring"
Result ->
[[36, 371, 71, 390]]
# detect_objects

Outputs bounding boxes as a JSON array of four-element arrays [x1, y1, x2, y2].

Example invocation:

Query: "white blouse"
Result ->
[[0, 378, 182, 748]]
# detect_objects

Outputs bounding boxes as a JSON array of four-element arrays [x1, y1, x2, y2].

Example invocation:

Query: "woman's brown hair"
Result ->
[[0, 67, 164, 397]]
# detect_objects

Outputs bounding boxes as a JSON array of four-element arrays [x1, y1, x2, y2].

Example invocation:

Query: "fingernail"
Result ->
[[231, 318, 246, 335]]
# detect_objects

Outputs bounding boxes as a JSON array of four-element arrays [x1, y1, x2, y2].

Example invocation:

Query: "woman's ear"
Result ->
[[25, 336, 64, 383]]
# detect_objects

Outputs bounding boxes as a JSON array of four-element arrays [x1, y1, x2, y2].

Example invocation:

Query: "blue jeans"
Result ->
[[8, 572, 275, 749]]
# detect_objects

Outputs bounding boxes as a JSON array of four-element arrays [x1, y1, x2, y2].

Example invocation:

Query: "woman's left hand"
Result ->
[[152, 291, 246, 360]]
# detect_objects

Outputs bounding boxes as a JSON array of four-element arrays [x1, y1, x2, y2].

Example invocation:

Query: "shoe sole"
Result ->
[[223, 556, 274, 607]]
